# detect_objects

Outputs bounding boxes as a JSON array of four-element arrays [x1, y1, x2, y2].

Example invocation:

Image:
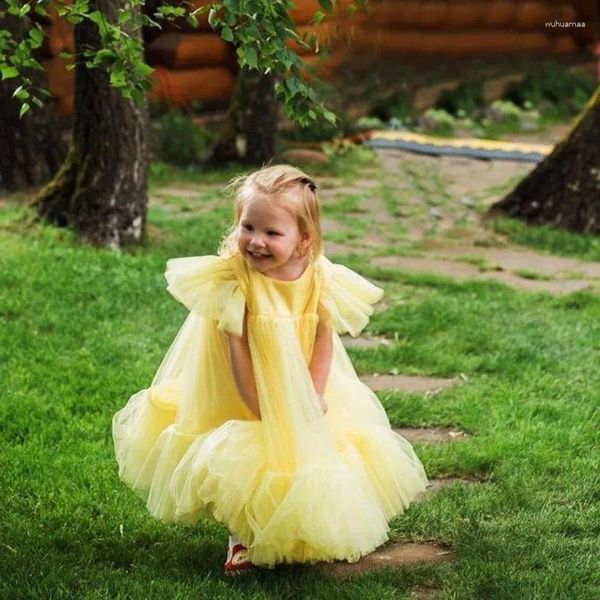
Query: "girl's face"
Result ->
[[237, 197, 310, 279]]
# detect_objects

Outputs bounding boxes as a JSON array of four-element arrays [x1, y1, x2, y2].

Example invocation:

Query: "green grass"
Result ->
[[492, 217, 600, 262], [1, 171, 599, 599]]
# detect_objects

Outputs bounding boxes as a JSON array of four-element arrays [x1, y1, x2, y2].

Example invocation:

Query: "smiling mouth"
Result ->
[[248, 250, 272, 259]]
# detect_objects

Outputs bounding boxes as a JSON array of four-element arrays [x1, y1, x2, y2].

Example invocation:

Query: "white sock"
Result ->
[[228, 534, 240, 548]]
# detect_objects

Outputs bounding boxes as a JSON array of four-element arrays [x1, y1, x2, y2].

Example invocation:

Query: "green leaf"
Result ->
[[323, 109, 337, 125], [1, 66, 18, 80], [244, 46, 258, 69], [208, 7, 219, 28], [19, 102, 30, 118], [318, 0, 333, 11], [28, 28, 44, 48], [12, 85, 29, 100], [186, 14, 199, 28], [313, 10, 325, 25], [221, 26, 234, 42]]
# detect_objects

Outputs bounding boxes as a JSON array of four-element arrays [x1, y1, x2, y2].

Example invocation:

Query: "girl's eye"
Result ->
[[268, 231, 280, 236], [242, 224, 252, 231]]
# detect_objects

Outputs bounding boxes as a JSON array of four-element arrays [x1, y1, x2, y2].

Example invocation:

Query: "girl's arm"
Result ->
[[309, 321, 333, 413], [226, 308, 261, 420]]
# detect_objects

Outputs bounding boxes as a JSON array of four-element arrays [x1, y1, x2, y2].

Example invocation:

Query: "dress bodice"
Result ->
[[244, 259, 321, 318]]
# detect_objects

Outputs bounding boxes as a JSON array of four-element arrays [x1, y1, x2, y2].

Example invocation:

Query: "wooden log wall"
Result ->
[[355, 0, 597, 56], [40, 0, 598, 117]]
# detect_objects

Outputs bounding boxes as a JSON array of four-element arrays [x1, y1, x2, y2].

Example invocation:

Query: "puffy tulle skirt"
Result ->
[[112, 385, 429, 568]]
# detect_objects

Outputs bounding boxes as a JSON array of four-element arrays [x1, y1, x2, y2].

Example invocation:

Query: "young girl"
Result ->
[[112, 164, 428, 575]]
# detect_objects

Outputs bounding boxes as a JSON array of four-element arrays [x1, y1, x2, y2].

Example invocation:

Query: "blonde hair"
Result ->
[[217, 164, 323, 264]]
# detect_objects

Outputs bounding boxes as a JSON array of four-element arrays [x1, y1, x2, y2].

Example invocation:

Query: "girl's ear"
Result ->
[[297, 231, 311, 257]]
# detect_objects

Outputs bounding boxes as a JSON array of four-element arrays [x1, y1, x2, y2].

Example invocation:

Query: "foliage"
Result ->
[[371, 89, 416, 122], [149, 109, 216, 166], [505, 62, 596, 117], [0, 0, 369, 127], [436, 80, 485, 116], [415, 108, 456, 137]]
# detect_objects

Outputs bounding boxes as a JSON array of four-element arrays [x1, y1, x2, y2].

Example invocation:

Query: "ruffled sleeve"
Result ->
[[317, 256, 384, 337], [164, 254, 246, 337]]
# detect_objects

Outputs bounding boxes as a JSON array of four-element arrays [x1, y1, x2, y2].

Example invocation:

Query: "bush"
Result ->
[[415, 108, 456, 136], [505, 63, 596, 116], [436, 80, 485, 116], [149, 110, 216, 166]]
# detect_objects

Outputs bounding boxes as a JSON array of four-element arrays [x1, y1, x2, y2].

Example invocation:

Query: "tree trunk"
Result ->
[[487, 87, 600, 234], [209, 67, 277, 165], [35, 0, 148, 249], [0, 14, 66, 190]]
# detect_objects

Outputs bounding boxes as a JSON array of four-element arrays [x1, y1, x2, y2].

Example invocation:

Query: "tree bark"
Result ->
[[35, 0, 148, 249], [0, 14, 66, 191], [209, 67, 277, 165], [487, 87, 600, 234]]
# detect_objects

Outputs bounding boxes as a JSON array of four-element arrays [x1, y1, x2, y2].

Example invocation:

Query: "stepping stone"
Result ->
[[360, 374, 459, 394], [393, 427, 468, 444], [343, 334, 393, 349], [414, 477, 481, 503], [430, 246, 583, 277], [371, 255, 594, 295], [476, 271, 592, 295], [323, 240, 356, 256], [372, 255, 480, 279], [559, 262, 600, 279], [321, 216, 350, 235], [318, 541, 452, 579]]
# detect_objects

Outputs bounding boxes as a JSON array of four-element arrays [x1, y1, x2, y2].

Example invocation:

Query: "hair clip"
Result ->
[[299, 177, 318, 192]]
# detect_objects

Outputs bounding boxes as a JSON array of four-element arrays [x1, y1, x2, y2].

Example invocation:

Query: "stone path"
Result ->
[[318, 541, 452, 579], [360, 374, 459, 395], [372, 252, 597, 295], [393, 427, 468, 444], [342, 333, 393, 349]]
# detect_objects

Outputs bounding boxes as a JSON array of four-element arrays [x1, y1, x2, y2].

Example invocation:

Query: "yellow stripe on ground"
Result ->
[[369, 130, 553, 155]]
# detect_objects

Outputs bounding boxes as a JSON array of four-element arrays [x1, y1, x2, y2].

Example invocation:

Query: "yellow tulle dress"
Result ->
[[112, 251, 429, 568]]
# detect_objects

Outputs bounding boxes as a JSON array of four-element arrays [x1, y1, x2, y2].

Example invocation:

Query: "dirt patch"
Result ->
[[360, 374, 459, 394], [318, 541, 452, 579], [393, 427, 468, 444]]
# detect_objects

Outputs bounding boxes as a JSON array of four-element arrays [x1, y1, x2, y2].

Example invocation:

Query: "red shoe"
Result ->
[[224, 543, 255, 575]]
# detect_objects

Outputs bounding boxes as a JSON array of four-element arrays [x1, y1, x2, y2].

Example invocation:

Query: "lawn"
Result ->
[[1, 160, 599, 599]]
